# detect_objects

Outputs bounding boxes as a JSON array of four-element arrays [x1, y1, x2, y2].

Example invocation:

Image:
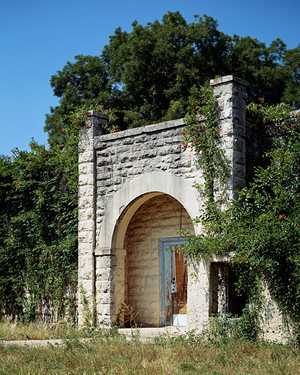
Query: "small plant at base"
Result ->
[[115, 302, 139, 328], [79, 286, 94, 328]]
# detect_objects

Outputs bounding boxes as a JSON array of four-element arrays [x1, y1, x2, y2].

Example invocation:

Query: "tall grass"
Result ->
[[0, 321, 101, 340], [0, 333, 300, 374]]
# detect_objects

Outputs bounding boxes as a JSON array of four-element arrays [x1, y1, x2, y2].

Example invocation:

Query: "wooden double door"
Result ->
[[160, 237, 187, 326]]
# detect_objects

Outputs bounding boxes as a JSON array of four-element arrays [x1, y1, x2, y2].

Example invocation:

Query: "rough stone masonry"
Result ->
[[78, 75, 285, 342]]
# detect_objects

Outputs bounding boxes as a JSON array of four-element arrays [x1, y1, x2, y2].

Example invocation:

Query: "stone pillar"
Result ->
[[217, 263, 229, 315], [78, 111, 107, 326], [187, 260, 210, 331], [209, 262, 229, 315], [188, 76, 247, 332], [260, 281, 290, 343], [210, 75, 247, 199], [94, 249, 116, 326]]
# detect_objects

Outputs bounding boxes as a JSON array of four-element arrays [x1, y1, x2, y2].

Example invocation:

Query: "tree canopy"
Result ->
[[46, 11, 300, 146]]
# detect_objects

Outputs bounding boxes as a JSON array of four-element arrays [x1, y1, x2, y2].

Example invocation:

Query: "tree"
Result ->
[[229, 37, 287, 103], [0, 138, 78, 321], [46, 12, 299, 146], [283, 45, 300, 108], [45, 55, 110, 146]]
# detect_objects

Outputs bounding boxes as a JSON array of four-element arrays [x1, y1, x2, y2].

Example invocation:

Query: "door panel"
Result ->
[[160, 237, 187, 326], [160, 247, 172, 325], [173, 252, 187, 314]]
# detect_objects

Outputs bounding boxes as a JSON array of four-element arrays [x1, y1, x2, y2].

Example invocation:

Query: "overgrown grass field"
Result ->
[[0, 321, 88, 341], [1, 324, 300, 374]]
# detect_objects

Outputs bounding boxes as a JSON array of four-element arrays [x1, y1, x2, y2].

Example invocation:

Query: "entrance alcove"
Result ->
[[112, 193, 194, 327]]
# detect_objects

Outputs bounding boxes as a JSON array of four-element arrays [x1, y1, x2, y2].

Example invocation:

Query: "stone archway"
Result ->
[[93, 171, 201, 326], [93, 172, 210, 330], [112, 193, 194, 327], [96, 171, 201, 255]]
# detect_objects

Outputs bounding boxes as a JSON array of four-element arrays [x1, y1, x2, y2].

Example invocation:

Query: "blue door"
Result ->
[[160, 237, 186, 326]]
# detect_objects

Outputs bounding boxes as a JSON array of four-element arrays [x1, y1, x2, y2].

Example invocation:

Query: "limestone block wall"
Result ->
[[94, 118, 197, 232], [211, 76, 247, 196], [260, 283, 292, 343]]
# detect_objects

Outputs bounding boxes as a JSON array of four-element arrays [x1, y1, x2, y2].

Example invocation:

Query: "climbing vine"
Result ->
[[0, 101, 120, 324], [0, 105, 107, 324], [182, 86, 300, 343], [184, 85, 230, 224]]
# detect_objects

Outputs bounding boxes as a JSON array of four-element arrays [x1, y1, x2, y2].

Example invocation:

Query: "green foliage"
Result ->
[[0, 121, 81, 322], [184, 85, 229, 221], [183, 97, 300, 340], [45, 55, 110, 146], [282, 45, 300, 108], [46, 12, 300, 146]]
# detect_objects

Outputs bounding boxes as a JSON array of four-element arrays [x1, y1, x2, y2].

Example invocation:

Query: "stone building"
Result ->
[[78, 76, 285, 341]]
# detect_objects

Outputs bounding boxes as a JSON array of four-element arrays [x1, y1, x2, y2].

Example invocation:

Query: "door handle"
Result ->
[[171, 277, 177, 294]]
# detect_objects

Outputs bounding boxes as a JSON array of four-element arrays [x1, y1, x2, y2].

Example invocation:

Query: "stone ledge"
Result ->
[[210, 75, 248, 87], [94, 118, 185, 145]]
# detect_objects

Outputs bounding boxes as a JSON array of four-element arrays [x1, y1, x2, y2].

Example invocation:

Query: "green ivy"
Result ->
[[184, 85, 230, 224], [182, 88, 300, 342], [0, 107, 96, 323]]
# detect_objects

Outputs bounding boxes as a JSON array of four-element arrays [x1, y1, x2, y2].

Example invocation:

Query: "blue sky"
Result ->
[[0, 0, 299, 155]]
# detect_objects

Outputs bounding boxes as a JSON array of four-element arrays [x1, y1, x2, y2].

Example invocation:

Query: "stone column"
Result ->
[[188, 76, 247, 332], [217, 263, 229, 315], [94, 249, 116, 326], [209, 262, 229, 316], [78, 111, 107, 326], [187, 260, 210, 331], [210, 75, 247, 199]]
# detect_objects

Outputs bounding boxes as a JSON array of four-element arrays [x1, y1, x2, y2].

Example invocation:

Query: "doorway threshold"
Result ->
[[118, 326, 187, 341]]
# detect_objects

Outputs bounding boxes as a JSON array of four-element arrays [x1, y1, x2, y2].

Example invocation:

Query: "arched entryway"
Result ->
[[112, 193, 194, 327]]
